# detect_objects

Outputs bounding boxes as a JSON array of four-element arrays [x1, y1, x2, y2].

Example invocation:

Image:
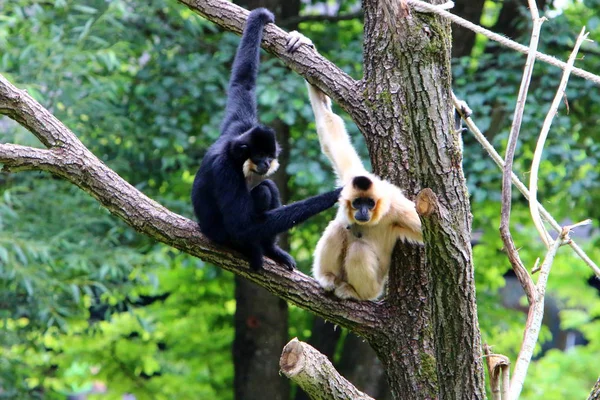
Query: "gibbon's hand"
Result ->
[[286, 30, 314, 53]]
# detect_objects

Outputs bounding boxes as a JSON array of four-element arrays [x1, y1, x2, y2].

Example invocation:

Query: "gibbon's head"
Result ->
[[341, 175, 391, 226], [232, 125, 280, 177]]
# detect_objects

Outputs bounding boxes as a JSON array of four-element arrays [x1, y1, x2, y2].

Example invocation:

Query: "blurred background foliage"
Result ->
[[0, 0, 599, 398]]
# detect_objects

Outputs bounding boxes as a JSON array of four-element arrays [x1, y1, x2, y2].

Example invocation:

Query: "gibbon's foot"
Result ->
[[248, 247, 265, 271], [334, 282, 361, 300], [266, 246, 296, 271], [316, 272, 338, 292], [286, 30, 314, 53]]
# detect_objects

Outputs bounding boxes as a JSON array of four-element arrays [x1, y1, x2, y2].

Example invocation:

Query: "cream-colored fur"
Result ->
[[308, 83, 423, 301]]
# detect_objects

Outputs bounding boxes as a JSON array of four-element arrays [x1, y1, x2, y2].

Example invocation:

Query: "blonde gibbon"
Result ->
[[307, 83, 423, 301]]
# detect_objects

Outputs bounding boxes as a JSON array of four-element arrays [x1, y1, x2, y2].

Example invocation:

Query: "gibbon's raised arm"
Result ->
[[306, 83, 365, 183], [221, 9, 274, 136]]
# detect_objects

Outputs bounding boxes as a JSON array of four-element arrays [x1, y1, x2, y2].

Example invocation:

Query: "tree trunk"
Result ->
[[338, 333, 390, 399], [451, 0, 485, 58], [233, 277, 290, 400], [356, 0, 486, 398]]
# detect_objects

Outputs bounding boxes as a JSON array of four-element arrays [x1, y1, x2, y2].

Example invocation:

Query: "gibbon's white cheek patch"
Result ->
[[267, 159, 280, 176], [243, 159, 256, 178], [243, 158, 279, 178]]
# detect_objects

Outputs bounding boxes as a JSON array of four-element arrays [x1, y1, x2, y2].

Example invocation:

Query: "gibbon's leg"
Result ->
[[244, 242, 265, 272], [252, 181, 296, 270], [335, 242, 383, 301], [250, 180, 275, 214], [313, 220, 346, 291]]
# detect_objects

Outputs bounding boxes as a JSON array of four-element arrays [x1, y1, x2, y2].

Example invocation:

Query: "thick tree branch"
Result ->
[[280, 338, 374, 400], [176, 0, 367, 121], [0, 73, 384, 337]]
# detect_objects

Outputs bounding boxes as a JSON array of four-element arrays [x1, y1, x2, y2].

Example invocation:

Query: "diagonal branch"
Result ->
[[0, 73, 384, 337], [176, 0, 365, 120]]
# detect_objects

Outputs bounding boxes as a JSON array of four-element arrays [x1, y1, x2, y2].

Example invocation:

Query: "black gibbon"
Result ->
[[307, 83, 423, 300], [192, 9, 341, 271]]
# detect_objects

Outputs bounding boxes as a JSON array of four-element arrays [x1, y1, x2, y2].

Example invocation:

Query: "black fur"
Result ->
[[352, 176, 373, 191], [192, 8, 341, 271]]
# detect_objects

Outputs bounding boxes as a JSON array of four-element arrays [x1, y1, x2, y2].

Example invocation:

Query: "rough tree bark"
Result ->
[[0, 0, 486, 398], [358, 0, 486, 398]]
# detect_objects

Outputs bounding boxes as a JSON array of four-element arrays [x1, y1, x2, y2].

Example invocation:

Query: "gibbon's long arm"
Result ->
[[213, 169, 342, 241], [306, 83, 365, 183], [221, 8, 274, 136]]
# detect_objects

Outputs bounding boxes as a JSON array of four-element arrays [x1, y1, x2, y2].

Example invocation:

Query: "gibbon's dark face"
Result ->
[[242, 126, 280, 177], [351, 197, 376, 222], [349, 176, 376, 223]]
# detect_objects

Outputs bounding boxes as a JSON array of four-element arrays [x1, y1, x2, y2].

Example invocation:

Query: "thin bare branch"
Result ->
[[509, 227, 568, 399], [0, 72, 384, 336], [499, 5, 545, 304], [452, 94, 600, 277], [529, 27, 589, 248], [404, 0, 600, 86]]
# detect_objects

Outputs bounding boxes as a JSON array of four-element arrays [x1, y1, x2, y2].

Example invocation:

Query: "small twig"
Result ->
[[499, 3, 545, 305], [531, 257, 541, 274], [404, 0, 600, 86], [452, 94, 600, 277], [529, 27, 589, 248], [565, 219, 592, 231], [509, 227, 567, 399]]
